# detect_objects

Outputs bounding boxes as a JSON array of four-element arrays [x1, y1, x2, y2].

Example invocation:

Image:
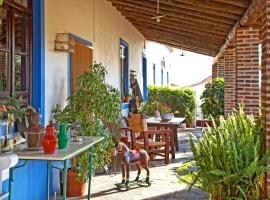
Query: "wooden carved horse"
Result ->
[[116, 142, 151, 189]]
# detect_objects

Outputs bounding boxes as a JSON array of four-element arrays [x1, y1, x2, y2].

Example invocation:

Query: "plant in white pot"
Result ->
[[158, 103, 174, 121]]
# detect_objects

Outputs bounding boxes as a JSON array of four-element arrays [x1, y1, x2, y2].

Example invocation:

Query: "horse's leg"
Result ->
[[121, 162, 126, 184], [135, 163, 141, 182], [141, 161, 151, 186], [125, 164, 130, 189]]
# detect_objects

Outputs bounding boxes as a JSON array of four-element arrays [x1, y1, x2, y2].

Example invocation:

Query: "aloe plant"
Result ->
[[177, 106, 269, 199]]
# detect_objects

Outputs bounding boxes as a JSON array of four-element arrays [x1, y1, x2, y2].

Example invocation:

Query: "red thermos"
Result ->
[[42, 121, 58, 154]]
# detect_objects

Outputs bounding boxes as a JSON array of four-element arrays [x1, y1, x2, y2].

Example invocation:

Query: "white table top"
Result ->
[[13, 136, 103, 161], [147, 117, 186, 125]]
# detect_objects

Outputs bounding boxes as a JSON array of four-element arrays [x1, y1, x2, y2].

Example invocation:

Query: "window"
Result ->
[[120, 39, 129, 99], [153, 64, 156, 85], [0, 1, 31, 101]]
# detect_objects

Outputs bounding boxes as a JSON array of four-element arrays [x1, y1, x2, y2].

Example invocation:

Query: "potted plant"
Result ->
[[0, 96, 28, 152], [158, 103, 174, 121], [177, 106, 269, 199], [52, 63, 121, 197], [139, 101, 159, 117]]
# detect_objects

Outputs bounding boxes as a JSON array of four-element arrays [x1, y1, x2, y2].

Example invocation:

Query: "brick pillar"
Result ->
[[212, 64, 218, 79], [224, 47, 236, 117], [261, 0, 270, 196], [217, 57, 225, 77], [235, 27, 260, 115]]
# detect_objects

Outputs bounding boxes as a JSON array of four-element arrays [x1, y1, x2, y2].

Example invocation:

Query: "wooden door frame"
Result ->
[[68, 33, 93, 96]]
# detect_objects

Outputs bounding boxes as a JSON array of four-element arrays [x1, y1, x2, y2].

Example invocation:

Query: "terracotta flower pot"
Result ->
[[66, 170, 86, 197]]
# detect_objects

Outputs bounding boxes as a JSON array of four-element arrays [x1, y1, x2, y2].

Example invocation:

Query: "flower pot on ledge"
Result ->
[[160, 113, 174, 121]]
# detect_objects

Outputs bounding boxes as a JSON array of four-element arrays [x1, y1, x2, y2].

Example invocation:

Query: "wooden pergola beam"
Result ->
[[128, 18, 226, 40], [113, 4, 233, 29], [132, 0, 241, 20], [134, 23, 223, 46], [146, 37, 217, 56], [120, 9, 231, 32], [127, 16, 226, 39], [141, 31, 220, 52], [211, 0, 250, 8], [213, 0, 263, 64], [172, 0, 249, 15], [110, 1, 235, 25]]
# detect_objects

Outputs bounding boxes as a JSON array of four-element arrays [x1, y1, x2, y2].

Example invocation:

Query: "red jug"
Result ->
[[42, 121, 58, 154]]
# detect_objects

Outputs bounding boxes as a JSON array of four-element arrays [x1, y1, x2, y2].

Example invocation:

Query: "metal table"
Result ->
[[147, 117, 185, 153], [9, 136, 104, 200]]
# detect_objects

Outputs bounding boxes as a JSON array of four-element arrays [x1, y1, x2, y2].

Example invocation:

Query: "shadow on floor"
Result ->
[[141, 187, 209, 200]]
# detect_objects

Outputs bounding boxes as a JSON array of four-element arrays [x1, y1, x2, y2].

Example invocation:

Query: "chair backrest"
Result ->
[[128, 114, 148, 132]]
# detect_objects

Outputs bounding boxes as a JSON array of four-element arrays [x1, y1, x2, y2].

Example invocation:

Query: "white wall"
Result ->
[[44, 0, 145, 124], [146, 41, 173, 86]]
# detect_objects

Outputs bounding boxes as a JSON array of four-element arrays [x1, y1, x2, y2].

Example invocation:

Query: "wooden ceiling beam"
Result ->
[[130, 19, 225, 40], [160, 0, 240, 19], [211, 0, 250, 8], [120, 9, 231, 32], [142, 32, 220, 52], [129, 0, 241, 20], [126, 16, 227, 39], [110, 2, 235, 25], [137, 27, 221, 50], [113, 4, 233, 29], [146, 37, 217, 56], [133, 23, 224, 45], [172, 0, 248, 14]]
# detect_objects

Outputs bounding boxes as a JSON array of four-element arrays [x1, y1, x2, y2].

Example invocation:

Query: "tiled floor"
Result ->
[[76, 129, 208, 200]]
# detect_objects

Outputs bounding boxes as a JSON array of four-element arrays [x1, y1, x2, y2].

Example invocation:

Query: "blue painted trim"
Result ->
[[69, 33, 93, 48], [32, 0, 45, 125], [161, 68, 164, 86], [120, 38, 129, 98], [68, 34, 93, 95], [122, 103, 129, 109], [142, 55, 147, 101], [153, 64, 156, 85]]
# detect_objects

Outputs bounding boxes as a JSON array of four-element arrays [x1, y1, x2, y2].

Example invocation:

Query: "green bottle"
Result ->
[[57, 123, 69, 149]]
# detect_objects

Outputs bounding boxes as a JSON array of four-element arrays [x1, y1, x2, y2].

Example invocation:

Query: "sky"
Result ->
[[169, 50, 214, 87]]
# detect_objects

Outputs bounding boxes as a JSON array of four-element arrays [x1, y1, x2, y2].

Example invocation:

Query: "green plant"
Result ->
[[147, 85, 196, 124], [158, 103, 172, 114], [200, 77, 224, 121], [139, 101, 159, 116], [0, 96, 26, 122], [52, 63, 122, 183], [177, 106, 268, 199], [0, 0, 4, 6]]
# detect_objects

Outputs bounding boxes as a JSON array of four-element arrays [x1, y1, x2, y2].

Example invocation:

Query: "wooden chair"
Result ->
[[130, 129, 172, 165]]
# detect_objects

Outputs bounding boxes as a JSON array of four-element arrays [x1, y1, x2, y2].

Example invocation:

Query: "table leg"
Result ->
[[88, 147, 93, 200], [47, 161, 51, 200], [170, 131, 175, 159], [62, 160, 68, 200], [173, 128, 179, 152]]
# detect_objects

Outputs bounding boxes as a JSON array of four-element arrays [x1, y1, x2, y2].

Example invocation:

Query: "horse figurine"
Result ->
[[116, 141, 151, 190]]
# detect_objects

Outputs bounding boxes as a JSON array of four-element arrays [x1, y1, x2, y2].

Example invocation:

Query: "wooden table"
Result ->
[[9, 136, 104, 200], [147, 117, 186, 153]]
